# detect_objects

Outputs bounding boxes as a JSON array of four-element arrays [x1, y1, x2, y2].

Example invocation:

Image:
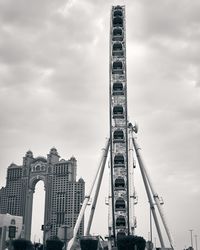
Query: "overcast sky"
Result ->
[[0, 0, 200, 249]]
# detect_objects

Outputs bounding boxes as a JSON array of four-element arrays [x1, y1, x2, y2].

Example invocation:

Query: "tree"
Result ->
[[33, 243, 43, 250], [46, 238, 64, 250], [12, 239, 34, 250], [117, 235, 146, 250], [80, 237, 99, 250]]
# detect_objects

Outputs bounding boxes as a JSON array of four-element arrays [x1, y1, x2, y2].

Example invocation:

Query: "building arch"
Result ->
[[29, 174, 46, 191], [24, 172, 47, 240]]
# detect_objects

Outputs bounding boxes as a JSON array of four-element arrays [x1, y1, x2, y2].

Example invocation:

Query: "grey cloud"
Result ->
[[128, 0, 200, 41], [0, 0, 65, 29], [0, 30, 31, 65], [0, 1, 200, 249]]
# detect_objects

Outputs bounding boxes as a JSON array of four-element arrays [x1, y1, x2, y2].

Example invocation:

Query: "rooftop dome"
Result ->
[[70, 156, 77, 161], [8, 163, 21, 169], [49, 147, 59, 155], [78, 177, 84, 183], [33, 156, 47, 163], [25, 150, 33, 158]]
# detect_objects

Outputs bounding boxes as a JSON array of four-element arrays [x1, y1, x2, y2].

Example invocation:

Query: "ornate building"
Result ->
[[0, 213, 23, 250], [0, 148, 85, 241]]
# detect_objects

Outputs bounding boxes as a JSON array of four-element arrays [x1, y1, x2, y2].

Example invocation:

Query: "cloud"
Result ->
[[0, 0, 200, 249], [128, 0, 200, 40]]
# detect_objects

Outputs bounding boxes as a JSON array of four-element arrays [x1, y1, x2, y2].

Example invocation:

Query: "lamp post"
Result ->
[[150, 206, 153, 243], [194, 235, 198, 250], [64, 225, 68, 250], [189, 230, 194, 249]]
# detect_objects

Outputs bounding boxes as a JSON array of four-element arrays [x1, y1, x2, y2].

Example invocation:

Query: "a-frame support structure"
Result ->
[[67, 126, 174, 250]]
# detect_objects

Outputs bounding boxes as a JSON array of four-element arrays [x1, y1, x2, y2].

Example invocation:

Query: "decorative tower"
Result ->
[[109, 5, 130, 243]]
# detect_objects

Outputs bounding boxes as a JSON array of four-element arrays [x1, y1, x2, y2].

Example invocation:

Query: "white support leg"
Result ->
[[128, 127, 136, 235], [67, 138, 110, 250], [85, 138, 110, 235], [132, 135, 165, 248], [130, 124, 174, 249]]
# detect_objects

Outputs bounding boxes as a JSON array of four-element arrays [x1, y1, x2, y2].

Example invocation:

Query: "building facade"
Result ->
[[0, 148, 85, 242], [0, 213, 23, 250]]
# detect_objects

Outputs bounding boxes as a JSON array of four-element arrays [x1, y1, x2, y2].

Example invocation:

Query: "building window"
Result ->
[[112, 61, 123, 74], [113, 61, 123, 69], [113, 28, 122, 36], [56, 212, 64, 225], [113, 105, 124, 118], [113, 82, 124, 95], [116, 216, 126, 228], [113, 10, 122, 17], [113, 17, 123, 27], [114, 154, 125, 168], [11, 219, 16, 225], [114, 5, 122, 10], [115, 177, 125, 189], [112, 43, 123, 56], [36, 165, 40, 171], [117, 231, 126, 239], [115, 198, 126, 211], [112, 28, 123, 41], [113, 43, 122, 51], [113, 130, 124, 142]]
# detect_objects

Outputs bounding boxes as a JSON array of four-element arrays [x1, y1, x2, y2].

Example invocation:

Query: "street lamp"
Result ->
[[149, 205, 153, 243], [63, 225, 70, 250], [194, 235, 198, 250], [189, 229, 194, 248]]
